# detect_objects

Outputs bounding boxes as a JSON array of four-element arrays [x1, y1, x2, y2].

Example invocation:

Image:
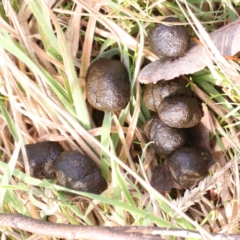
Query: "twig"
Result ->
[[0, 214, 239, 240], [0, 213, 160, 240]]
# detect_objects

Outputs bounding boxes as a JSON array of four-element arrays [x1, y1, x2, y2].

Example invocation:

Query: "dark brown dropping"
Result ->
[[143, 118, 188, 156], [151, 164, 181, 191], [18, 141, 63, 179], [143, 78, 192, 112], [158, 96, 202, 128], [86, 58, 130, 111], [53, 151, 107, 194], [167, 147, 209, 188], [149, 17, 190, 58]]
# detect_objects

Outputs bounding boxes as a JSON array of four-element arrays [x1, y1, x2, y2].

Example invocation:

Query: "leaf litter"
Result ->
[[139, 19, 240, 84]]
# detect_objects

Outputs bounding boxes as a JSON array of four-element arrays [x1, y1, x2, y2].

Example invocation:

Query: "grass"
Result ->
[[0, 0, 240, 239]]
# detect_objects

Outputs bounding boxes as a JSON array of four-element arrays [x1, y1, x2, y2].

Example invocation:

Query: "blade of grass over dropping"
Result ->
[[0, 102, 18, 142], [101, 111, 112, 180], [50, 9, 91, 129], [99, 39, 117, 55], [0, 142, 21, 212], [0, 29, 75, 117], [26, 0, 61, 60], [96, 48, 121, 61]]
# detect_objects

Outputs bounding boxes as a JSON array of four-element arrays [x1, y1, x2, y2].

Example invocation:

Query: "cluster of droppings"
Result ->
[[143, 78, 192, 112], [141, 17, 212, 189], [19, 142, 107, 195], [143, 79, 209, 188]]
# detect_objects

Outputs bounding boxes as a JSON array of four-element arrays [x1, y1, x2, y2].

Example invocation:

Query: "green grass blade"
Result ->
[[112, 105, 130, 150], [100, 39, 117, 54], [194, 77, 240, 120], [27, 0, 61, 59], [116, 170, 135, 207], [215, 130, 225, 152], [97, 48, 120, 59], [0, 29, 76, 117], [0, 142, 21, 212], [50, 10, 91, 129], [101, 111, 112, 180], [0, 102, 18, 142], [3, 189, 30, 216]]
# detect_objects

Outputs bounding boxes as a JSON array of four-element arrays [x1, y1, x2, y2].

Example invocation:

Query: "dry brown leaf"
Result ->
[[190, 122, 211, 152], [201, 104, 216, 135], [190, 104, 216, 152], [189, 104, 216, 169], [211, 151, 232, 202], [139, 19, 240, 84], [66, 4, 82, 58], [80, 2, 102, 78]]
